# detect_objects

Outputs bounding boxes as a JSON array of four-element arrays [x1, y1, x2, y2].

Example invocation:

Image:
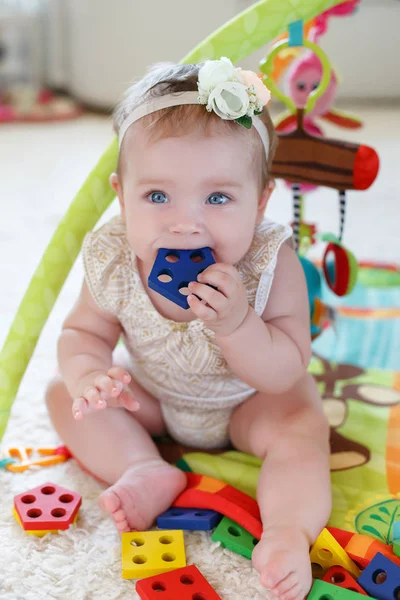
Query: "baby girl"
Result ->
[[46, 58, 331, 599]]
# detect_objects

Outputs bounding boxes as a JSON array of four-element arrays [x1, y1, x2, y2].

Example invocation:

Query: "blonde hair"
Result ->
[[113, 62, 277, 190]]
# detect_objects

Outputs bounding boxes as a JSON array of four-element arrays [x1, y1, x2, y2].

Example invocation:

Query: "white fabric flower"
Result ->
[[206, 81, 250, 120], [198, 57, 235, 94], [196, 57, 272, 127]]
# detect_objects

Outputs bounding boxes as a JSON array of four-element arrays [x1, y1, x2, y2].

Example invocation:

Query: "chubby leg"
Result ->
[[229, 373, 331, 600], [46, 375, 186, 532]]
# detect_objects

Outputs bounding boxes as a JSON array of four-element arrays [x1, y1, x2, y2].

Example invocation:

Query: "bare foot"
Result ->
[[252, 527, 312, 600], [98, 459, 187, 533]]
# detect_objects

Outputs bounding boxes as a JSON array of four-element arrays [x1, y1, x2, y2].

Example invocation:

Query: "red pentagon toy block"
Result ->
[[14, 482, 81, 531], [136, 564, 222, 600], [323, 566, 367, 595]]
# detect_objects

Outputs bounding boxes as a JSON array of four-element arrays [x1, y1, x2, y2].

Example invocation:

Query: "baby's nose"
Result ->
[[169, 220, 202, 235]]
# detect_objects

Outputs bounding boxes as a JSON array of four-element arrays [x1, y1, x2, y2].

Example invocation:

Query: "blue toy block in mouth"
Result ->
[[148, 247, 216, 309]]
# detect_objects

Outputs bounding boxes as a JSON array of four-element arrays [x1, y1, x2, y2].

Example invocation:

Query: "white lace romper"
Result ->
[[82, 216, 292, 449]]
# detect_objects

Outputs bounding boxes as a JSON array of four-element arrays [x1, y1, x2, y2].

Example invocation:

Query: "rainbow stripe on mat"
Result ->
[[337, 307, 400, 319]]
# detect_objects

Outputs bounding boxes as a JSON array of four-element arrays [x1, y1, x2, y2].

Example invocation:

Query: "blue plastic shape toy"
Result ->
[[357, 552, 400, 600], [148, 247, 215, 309], [157, 507, 222, 531]]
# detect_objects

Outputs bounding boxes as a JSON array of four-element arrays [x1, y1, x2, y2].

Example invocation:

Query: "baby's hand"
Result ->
[[187, 263, 249, 337], [72, 367, 139, 420]]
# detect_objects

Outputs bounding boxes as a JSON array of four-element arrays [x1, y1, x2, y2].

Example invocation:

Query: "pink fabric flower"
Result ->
[[238, 70, 271, 106]]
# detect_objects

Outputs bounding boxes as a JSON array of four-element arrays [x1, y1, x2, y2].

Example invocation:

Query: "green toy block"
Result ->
[[211, 516, 258, 560], [394, 538, 400, 557], [307, 579, 373, 600]]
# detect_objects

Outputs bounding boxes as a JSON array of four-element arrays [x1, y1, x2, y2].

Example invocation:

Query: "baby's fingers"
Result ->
[[83, 385, 107, 411], [107, 366, 131, 386], [72, 397, 88, 420], [94, 373, 123, 398], [119, 389, 140, 412]]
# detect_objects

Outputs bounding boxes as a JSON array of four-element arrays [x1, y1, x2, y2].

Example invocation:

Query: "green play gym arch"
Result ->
[[0, 0, 342, 441]]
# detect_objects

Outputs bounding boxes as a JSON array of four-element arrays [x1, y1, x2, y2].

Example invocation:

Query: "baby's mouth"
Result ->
[[161, 244, 213, 251], [155, 246, 217, 267], [158, 245, 215, 257]]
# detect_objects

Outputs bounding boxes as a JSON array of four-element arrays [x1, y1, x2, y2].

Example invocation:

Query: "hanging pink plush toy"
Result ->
[[275, 0, 363, 144], [276, 51, 362, 138]]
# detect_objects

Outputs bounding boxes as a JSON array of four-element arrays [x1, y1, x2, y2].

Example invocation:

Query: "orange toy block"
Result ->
[[323, 566, 367, 595], [173, 472, 262, 540], [328, 527, 400, 569], [136, 565, 222, 599], [310, 528, 360, 579], [14, 482, 81, 531]]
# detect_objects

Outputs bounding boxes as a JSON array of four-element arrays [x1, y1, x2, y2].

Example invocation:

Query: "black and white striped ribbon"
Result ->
[[292, 183, 302, 252], [339, 190, 347, 242]]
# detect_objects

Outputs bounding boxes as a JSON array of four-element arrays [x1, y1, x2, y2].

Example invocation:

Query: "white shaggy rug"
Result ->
[[0, 375, 267, 600], [1, 104, 399, 600]]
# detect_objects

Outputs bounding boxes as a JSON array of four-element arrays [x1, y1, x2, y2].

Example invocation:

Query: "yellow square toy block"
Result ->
[[310, 528, 360, 580], [121, 530, 186, 580]]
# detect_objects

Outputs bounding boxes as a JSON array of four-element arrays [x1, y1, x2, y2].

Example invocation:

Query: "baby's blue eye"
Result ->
[[207, 193, 230, 205], [149, 191, 168, 204]]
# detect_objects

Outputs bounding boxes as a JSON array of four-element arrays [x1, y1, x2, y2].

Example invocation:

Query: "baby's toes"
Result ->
[[113, 509, 127, 523], [271, 572, 299, 597], [115, 518, 130, 533], [280, 582, 307, 600], [252, 540, 272, 574], [260, 551, 293, 589], [110, 508, 130, 532]]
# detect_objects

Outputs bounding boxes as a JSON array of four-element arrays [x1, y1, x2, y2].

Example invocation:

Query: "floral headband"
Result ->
[[118, 57, 272, 155]]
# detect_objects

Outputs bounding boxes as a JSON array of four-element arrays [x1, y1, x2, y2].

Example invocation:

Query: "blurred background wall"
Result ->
[[1, 0, 399, 112]]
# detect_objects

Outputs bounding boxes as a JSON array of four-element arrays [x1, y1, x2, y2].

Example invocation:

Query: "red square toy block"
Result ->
[[14, 482, 81, 531], [136, 564, 222, 600], [323, 566, 367, 595]]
